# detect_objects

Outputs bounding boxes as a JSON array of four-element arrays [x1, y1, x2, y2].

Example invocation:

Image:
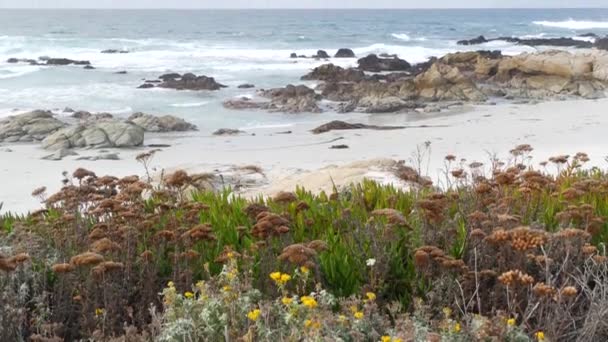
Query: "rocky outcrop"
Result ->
[[458, 35, 593, 48], [6, 57, 91, 66], [335, 48, 356, 58], [315, 50, 330, 59], [139, 73, 227, 91], [414, 63, 487, 101], [357, 54, 411, 72], [127, 113, 197, 132], [457, 35, 488, 45], [101, 49, 129, 54], [223, 85, 321, 113], [311, 120, 405, 134], [42, 121, 144, 150], [594, 38, 608, 51], [0, 110, 65, 143], [301, 64, 365, 82], [238, 84, 255, 89], [213, 128, 245, 135], [46, 58, 91, 66]]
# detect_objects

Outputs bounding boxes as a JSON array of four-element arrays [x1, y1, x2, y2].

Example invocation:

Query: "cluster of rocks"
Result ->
[[225, 49, 608, 114], [7, 56, 93, 68], [0, 110, 197, 160], [290, 48, 356, 59], [223, 84, 321, 113], [138, 73, 227, 91], [457, 34, 608, 51]]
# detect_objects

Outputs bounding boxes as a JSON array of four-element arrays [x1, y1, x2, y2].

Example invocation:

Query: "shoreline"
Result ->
[[2, 97, 607, 214]]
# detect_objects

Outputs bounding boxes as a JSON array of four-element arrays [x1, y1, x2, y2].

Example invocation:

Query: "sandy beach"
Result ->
[[2, 97, 606, 213]]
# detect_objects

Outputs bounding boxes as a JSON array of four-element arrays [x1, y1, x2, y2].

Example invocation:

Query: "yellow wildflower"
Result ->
[[301, 296, 318, 309], [338, 315, 347, 323], [349, 305, 358, 313], [535, 331, 545, 341], [507, 318, 516, 326], [247, 309, 261, 321], [366, 292, 376, 301], [167, 281, 175, 288], [280, 273, 291, 284], [282, 297, 294, 305], [304, 319, 312, 328], [394, 339, 402, 342], [354, 311, 364, 320], [270, 272, 282, 282], [95, 308, 104, 317], [300, 266, 310, 274], [227, 252, 235, 259], [222, 285, 231, 292], [184, 291, 194, 299], [454, 322, 461, 333], [442, 307, 452, 318], [381, 336, 391, 342]]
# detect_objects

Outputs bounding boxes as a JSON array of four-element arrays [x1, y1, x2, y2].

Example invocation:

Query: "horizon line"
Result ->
[[1, 7, 608, 10]]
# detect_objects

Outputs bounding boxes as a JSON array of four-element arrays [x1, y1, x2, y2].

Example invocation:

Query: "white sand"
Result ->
[[1, 98, 607, 213]]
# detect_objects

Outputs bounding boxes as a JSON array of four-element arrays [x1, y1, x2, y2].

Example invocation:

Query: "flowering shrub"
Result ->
[[1, 147, 608, 340]]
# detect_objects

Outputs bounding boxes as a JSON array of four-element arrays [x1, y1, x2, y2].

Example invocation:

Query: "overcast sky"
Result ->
[[1, 0, 607, 9]]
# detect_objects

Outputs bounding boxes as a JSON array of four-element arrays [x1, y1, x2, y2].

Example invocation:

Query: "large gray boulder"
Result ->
[[0, 110, 65, 143], [42, 120, 144, 150], [127, 112, 197, 132]]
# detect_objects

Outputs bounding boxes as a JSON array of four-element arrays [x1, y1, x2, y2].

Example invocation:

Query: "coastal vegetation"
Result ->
[[1, 146, 608, 341]]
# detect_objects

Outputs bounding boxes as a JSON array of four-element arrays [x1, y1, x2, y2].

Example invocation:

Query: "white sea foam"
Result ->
[[392, 33, 411, 41], [391, 33, 427, 42], [533, 19, 608, 30], [170, 101, 209, 108]]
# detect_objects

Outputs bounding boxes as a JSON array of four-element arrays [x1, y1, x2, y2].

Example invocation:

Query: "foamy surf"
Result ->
[[170, 101, 209, 108], [533, 19, 608, 29]]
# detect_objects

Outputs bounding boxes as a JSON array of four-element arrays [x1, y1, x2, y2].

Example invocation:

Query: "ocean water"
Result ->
[[1, 8, 608, 132]]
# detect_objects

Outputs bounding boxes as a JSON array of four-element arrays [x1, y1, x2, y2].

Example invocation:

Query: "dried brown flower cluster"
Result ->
[[252, 211, 291, 239], [485, 226, 547, 251], [498, 270, 535, 286], [278, 240, 328, 268]]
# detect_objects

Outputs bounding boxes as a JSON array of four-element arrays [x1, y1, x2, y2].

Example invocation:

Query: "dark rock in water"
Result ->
[[290, 53, 298, 58], [159, 73, 181, 81], [357, 54, 411, 72], [276, 130, 292, 134], [334, 48, 355, 58], [63, 107, 75, 113], [213, 128, 245, 136], [101, 49, 129, 54], [311, 120, 405, 134], [330, 144, 349, 149], [238, 83, 255, 89], [457, 35, 488, 45], [158, 73, 227, 91], [148, 144, 171, 148], [38, 56, 50, 61], [594, 38, 608, 50], [83, 65, 95, 70], [6, 57, 39, 65], [301, 64, 365, 82], [579, 33, 599, 38], [259, 84, 322, 113], [379, 53, 397, 58], [115, 71, 128, 74], [316, 50, 330, 58], [71, 111, 114, 121], [46, 58, 91, 66], [298, 55, 306, 58], [137, 83, 155, 89], [458, 35, 592, 48], [145, 79, 161, 83]]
